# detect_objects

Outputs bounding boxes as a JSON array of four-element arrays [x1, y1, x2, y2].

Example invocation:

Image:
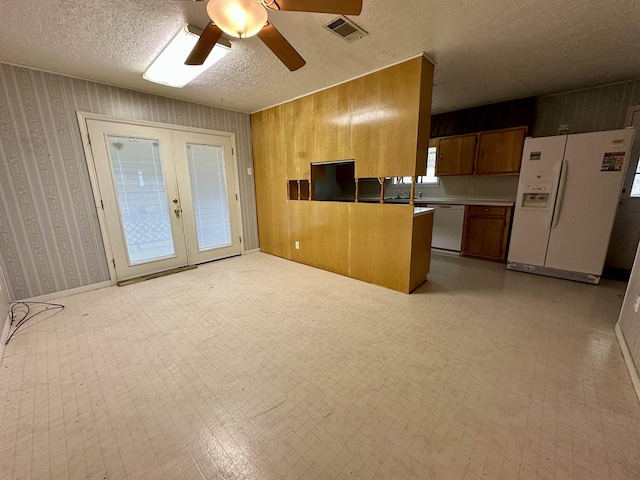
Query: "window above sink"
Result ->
[[393, 146, 439, 186]]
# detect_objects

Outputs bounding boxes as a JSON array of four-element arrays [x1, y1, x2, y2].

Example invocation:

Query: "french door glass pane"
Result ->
[[187, 144, 231, 250], [108, 136, 175, 264]]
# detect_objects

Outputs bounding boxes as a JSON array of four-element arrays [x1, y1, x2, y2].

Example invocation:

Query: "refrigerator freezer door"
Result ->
[[544, 129, 635, 275], [507, 136, 567, 266]]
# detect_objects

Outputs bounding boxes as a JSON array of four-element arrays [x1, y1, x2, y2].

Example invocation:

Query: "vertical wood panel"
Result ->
[[350, 72, 382, 178], [409, 212, 433, 292], [416, 58, 435, 176], [252, 108, 291, 259], [293, 95, 315, 174], [290, 202, 351, 276], [378, 59, 422, 177], [280, 102, 297, 179], [350, 204, 414, 293], [314, 84, 351, 164], [251, 57, 434, 293]]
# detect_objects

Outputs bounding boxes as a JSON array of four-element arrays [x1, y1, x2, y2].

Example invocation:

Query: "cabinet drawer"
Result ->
[[467, 205, 509, 217]]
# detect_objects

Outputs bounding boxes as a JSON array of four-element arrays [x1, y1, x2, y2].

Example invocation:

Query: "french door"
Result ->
[[86, 119, 241, 282]]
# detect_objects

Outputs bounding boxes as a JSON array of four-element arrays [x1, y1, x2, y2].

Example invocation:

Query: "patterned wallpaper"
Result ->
[[0, 63, 258, 300], [532, 79, 640, 271], [533, 79, 640, 137], [0, 262, 9, 333]]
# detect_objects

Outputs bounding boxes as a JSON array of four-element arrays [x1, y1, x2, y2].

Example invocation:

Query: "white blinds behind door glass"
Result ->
[[108, 136, 175, 264], [187, 144, 232, 250]]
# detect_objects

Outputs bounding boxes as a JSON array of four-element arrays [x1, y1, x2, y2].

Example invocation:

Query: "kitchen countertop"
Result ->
[[386, 197, 514, 207], [413, 207, 434, 217]]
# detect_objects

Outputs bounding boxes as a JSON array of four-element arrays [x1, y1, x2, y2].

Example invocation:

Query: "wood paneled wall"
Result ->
[[252, 56, 434, 292]]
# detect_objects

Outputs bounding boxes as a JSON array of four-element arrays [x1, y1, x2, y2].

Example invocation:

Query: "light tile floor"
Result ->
[[1, 252, 640, 480]]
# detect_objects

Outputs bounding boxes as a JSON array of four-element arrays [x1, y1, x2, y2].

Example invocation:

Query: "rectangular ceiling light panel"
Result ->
[[143, 25, 231, 88]]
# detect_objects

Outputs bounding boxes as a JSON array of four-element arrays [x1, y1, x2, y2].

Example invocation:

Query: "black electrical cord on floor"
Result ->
[[5, 301, 65, 345]]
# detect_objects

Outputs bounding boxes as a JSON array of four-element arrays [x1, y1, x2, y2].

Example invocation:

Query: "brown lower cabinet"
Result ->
[[461, 205, 513, 262]]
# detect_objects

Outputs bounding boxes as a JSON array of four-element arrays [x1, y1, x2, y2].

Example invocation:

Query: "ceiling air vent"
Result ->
[[323, 16, 368, 43]]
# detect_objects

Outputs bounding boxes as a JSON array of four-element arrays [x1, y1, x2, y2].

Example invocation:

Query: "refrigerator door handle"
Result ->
[[546, 160, 563, 229], [552, 159, 569, 229]]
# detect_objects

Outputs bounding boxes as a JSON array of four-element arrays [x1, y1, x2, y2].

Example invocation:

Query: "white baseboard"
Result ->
[[615, 323, 640, 404], [0, 311, 11, 366], [21, 280, 112, 303], [243, 248, 261, 255]]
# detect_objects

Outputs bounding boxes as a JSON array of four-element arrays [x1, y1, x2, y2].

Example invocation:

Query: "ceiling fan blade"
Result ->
[[267, 0, 362, 15], [184, 23, 224, 66], [257, 23, 306, 72]]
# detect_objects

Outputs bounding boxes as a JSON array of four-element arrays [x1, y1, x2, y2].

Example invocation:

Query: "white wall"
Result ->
[[417, 175, 518, 200], [388, 175, 519, 202], [617, 241, 640, 393]]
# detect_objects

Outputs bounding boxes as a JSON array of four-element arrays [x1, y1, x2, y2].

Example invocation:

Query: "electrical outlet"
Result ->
[[634, 294, 640, 313], [247, 167, 253, 175], [295, 241, 300, 250], [468, 188, 474, 195]]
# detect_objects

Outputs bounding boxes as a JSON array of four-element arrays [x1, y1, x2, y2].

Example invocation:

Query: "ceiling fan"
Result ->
[[185, 0, 363, 71]]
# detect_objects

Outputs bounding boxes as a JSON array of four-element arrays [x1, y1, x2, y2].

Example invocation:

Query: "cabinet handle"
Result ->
[[480, 150, 484, 159]]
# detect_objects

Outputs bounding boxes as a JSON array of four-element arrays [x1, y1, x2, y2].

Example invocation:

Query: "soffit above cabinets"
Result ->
[[1, 0, 639, 114]]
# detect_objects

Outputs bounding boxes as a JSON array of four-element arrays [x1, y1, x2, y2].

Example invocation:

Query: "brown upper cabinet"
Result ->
[[434, 126, 527, 177], [435, 134, 477, 176], [476, 127, 527, 175]]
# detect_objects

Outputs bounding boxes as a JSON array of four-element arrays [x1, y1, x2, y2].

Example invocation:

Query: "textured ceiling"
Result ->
[[1, 0, 639, 114]]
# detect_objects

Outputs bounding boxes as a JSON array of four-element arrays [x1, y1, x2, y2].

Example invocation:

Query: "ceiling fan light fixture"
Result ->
[[143, 25, 231, 88], [207, 0, 268, 38]]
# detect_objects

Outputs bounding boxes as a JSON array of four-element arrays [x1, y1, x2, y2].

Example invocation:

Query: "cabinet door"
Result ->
[[462, 206, 512, 261], [476, 127, 526, 175], [435, 134, 476, 176], [463, 216, 507, 260]]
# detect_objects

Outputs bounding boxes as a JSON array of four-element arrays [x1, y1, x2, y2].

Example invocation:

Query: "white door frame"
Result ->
[[77, 112, 245, 285], [622, 105, 640, 199], [625, 105, 640, 127]]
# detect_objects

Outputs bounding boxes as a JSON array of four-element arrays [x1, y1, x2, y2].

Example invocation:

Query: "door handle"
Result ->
[[174, 208, 182, 217], [552, 159, 568, 229]]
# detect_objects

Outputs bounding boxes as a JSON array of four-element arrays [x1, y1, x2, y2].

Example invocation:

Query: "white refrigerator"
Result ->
[[507, 128, 635, 284]]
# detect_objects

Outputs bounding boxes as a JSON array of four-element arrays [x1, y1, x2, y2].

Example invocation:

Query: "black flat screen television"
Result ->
[[311, 160, 355, 202]]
